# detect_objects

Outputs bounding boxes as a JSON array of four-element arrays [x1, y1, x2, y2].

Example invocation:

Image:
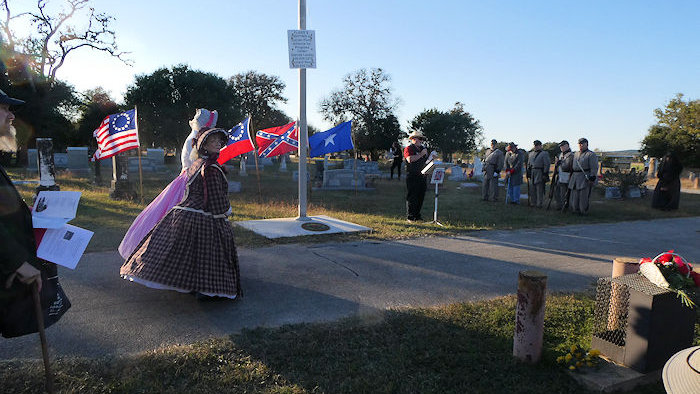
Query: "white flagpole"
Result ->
[[297, 0, 310, 220], [135, 106, 144, 205]]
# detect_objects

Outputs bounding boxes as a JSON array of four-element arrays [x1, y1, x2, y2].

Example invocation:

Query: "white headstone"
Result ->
[[448, 165, 467, 181], [279, 154, 287, 172], [473, 157, 483, 180], [239, 155, 247, 176]]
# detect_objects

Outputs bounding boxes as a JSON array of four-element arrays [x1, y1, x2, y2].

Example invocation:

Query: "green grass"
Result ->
[[4, 293, 691, 393], [6, 163, 700, 251]]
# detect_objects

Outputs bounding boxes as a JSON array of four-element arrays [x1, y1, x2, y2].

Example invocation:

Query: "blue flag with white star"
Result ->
[[309, 120, 354, 158]]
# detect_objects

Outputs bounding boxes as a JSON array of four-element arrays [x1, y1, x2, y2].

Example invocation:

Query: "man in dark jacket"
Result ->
[[0, 89, 42, 313], [504, 142, 525, 204], [404, 131, 431, 221]]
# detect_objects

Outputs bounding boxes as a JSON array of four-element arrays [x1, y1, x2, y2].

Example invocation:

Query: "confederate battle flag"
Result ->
[[255, 121, 299, 158]]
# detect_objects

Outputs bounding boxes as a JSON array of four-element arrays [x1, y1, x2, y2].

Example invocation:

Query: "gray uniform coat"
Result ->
[[482, 148, 504, 201], [527, 149, 550, 184], [569, 149, 598, 190]]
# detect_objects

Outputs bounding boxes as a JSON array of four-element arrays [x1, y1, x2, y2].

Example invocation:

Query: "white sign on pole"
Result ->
[[430, 167, 446, 184], [288, 30, 316, 69]]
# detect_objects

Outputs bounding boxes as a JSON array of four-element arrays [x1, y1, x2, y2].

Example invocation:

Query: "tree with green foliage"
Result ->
[[409, 102, 482, 163], [319, 68, 401, 160], [124, 65, 242, 149], [74, 87, 118, 148], [228, 71, 290, 129], [641, 93, 699, 168], [542, 142, 560, 164]]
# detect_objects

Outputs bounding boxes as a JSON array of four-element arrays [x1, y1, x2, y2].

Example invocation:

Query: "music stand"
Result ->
[[422, 160, 449, 226]]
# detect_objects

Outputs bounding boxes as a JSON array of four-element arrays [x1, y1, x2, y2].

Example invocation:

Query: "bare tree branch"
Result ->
[[1, 0, 130, 85]]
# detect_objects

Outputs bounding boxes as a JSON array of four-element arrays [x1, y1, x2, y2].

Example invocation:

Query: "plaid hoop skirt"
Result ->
[[120, 162, 241, 298]]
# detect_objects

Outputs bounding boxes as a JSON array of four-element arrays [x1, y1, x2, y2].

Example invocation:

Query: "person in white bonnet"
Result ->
[[181, 108, 218, 171]]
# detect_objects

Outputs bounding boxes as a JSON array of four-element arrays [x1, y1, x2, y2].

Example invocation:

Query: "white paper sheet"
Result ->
[[36, 224, 93, 269], [31, 191, 81, 229]]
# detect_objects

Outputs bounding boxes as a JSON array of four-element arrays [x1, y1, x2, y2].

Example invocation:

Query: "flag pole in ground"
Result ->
[[250, 116, 262, 204], [352, 129, 358, 196], [296, 0, 310, 220], [135, 106, 144, 205]]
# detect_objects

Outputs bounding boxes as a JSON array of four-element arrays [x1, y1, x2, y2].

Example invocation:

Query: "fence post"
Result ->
[[513, 270, 547, 363]]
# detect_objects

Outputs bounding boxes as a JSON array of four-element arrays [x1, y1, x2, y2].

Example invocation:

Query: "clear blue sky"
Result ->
[[32, 0, 700, 151]]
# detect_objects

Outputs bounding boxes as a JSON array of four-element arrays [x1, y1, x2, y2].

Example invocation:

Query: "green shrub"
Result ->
[[600, 168, 647, 198]]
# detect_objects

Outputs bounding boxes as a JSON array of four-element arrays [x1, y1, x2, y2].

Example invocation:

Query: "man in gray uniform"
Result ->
[[482, 139, 504, 202], [554, 140, 573, 210], [569, 137, 599, 214], [527, 140, 550, 208]]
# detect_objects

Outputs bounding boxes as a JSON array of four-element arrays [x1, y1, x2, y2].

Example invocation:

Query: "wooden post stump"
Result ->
[[513, 270, 547, 363], [612, 257, 639, 278]]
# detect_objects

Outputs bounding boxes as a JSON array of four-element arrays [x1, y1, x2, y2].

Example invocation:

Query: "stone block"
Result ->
[[67, 147, 89, 169], [292, 170, 310, 181], [624, 187, 641, 199], [128, 157, 156, 172], [54, 153, 68, 168], [448, 165, 467, 181], [322, 169, 367, 189], [227, 181, 241, 193], [146, 148, 165, 165], [605, 187, 622, 199], [27, 149, 38, 170]]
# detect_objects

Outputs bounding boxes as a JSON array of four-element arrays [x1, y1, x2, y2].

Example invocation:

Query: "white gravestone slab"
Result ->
[[473, 157, 483, 180], [448, 165, 467, 181]]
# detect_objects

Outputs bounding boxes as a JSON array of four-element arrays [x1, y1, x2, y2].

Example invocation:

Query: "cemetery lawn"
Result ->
[[2, 293, 689, 393], [6, 164, 700, 252]]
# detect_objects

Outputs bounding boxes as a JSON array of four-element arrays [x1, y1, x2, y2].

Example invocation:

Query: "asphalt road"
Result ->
[[1, 217, 698, 360]]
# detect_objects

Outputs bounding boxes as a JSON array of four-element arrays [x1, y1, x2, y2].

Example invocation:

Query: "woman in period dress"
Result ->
[[651, 151, 683, 211], [117, 109, 218, 259], [120, 127, 241, 299]]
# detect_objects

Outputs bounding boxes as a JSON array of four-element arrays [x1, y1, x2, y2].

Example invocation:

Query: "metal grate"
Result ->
[[612, 273, 672, 296], [592, 277, 629, 347]]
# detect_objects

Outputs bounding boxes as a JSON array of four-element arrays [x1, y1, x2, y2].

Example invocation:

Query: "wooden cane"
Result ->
[[31, 281, 54, 394]]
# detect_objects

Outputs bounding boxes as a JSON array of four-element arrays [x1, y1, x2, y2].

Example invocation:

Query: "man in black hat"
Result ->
[[569, 137, 598, 214], [482, 139, 504, 202], [554, 140, 573, 210], [0, 89, 45, 324], [527, 140, 550, 208], [404, 131, 430, 221]]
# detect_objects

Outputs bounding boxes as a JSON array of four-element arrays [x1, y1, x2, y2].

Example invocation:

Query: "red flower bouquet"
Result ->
[[639, 250, 699, 308]]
